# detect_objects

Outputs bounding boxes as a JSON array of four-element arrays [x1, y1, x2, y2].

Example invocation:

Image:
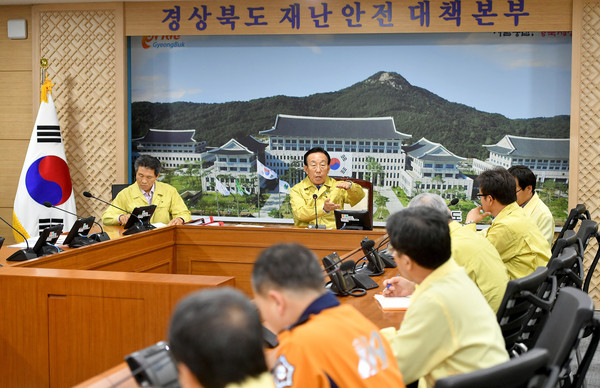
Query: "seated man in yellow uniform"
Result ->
[[290, 147, 365, 229], [508, 165, 555, 247], [169, 287, 275, 388], [466, 167, 551, 280], [101, 155, 191, 226], [384, 193, 508, 313], [252, 243, 406, 388], [380, 207, 509, 388]]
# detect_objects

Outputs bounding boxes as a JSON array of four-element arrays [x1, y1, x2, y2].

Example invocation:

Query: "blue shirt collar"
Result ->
[[288, 292, 340, 330]]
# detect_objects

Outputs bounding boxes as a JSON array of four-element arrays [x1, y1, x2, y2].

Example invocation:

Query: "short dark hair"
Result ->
[[508, 165, 536, 192], [168, 287, 267, 388], [134, 154, 162, 176], [252, 243, 325, 295], [477, 167, 517, 206], [386, 207, 451, 269], [303, 147, 331, 166]]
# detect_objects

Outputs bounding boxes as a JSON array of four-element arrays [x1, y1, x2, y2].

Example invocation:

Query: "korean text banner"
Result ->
[[125, 0, 571, 36]]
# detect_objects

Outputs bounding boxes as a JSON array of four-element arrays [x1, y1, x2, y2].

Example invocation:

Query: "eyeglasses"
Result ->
[[307, 163, 328, 170], [475, 193, 489, 197], [515, 189, 522, 193]]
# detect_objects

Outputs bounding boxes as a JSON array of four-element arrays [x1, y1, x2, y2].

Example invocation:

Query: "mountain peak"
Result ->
[[363, 71, 411, 90]]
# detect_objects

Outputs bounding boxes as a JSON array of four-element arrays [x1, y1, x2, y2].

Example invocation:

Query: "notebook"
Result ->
[[374, 294, 411, 311]]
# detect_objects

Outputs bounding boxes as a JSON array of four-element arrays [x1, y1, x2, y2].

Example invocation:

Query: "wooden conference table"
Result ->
[[0, 223, 402, 388]]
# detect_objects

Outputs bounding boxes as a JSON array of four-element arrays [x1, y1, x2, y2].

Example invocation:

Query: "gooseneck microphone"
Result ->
[[313, 194, 319, 229], [83, 191, 148, 236], [308, 193, 326, 230], [43, 201, 110, 243], [359, 237, 384, 276], [83, 191, 129, 214], [0, 216, 37, 261]]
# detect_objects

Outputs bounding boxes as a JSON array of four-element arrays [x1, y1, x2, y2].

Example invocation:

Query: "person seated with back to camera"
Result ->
[[252, 242, 406, 388], [384, 193, 508, 313], [380, 207, 509, 388], [290, 147, 365, 229], [169, 287, 276, 388], [101, 154, 191, 227]]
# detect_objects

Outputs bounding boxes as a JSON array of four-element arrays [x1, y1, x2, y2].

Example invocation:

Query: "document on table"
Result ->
[[374, 294, 411, 311]]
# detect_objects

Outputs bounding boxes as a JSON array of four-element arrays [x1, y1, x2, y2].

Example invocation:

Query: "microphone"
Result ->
[[321, 251, 357, 275], [83, 191, 146, 235], [0, 216, 37, 261], [449, 198, 459, 206], [43, 201, 110, 243], [83, 191, 129, 214], [359, 237, 384, 276], [339, 260, 356, 273], [308, 193, 325, 229]]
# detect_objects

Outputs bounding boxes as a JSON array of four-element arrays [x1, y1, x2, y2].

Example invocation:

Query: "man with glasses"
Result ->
[[508, 165, 555, 246], [290, 147, 365, 229], [465, 168, 551, 280], [380, 207, 508, 388]]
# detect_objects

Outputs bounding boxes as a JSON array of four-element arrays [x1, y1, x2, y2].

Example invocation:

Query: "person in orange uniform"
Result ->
[[252, 242, 405, 388]]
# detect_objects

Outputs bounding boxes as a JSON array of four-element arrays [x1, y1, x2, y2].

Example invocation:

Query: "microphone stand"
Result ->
[[83, 191, 152, 236], [308, 193, 326, 229], [43, 201, 110, 244], [0, 216, 37, 261]]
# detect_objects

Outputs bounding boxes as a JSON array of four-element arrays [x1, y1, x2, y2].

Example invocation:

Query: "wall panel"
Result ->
[[0, 6, 32, 244], [33, 3, 127, 224], [572, 0, 600, 306]]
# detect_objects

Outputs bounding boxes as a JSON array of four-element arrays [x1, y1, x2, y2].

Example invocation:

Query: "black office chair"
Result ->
[[547, 246, 584, 290], [496, 267, 556, 356], [111, 183, 129, 200], [571, 219, 600, 294], [553, 204, 590, 248], [433, 348, 557, 388], [575, 219, 598, 253], [550, 229, 579, 259], [533, 287, 600, 388]]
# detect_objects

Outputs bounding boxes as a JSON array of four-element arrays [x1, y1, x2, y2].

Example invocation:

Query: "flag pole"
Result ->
[[278, 188, 281, 218]]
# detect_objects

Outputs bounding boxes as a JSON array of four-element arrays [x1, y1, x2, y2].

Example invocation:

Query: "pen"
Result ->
[[384, 275, 400, 291]]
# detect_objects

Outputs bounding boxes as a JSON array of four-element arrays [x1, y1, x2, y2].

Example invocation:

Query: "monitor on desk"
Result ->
[[32, 224, 63, 256], [123, 205, 157, 230], [334, 209, 373, 231], [62, 216, 95, 246]]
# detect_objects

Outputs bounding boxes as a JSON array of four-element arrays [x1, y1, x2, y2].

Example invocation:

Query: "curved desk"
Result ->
[[0, 224, 400, 387]]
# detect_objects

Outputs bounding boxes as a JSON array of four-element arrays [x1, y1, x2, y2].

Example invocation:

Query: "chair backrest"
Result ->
[[575, 219, 598, 252], [553, 204, 590, 251], [534, 287, 600, 388], [547, 246, 583, 290], [550, 229, 578, 259], [341, 178, 373, 225], [433, 348, 554, 388], [112, 184, 129, 200], [496, 267, 554, 355]]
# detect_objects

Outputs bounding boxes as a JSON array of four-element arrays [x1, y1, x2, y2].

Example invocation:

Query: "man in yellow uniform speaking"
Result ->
[[102, 155, 191, 226], [290, 147, 365, 229]]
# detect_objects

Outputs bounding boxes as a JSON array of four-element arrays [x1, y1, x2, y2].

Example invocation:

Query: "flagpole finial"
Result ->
[[40, 59, 54, 103], [40, 58, 48, 85]]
